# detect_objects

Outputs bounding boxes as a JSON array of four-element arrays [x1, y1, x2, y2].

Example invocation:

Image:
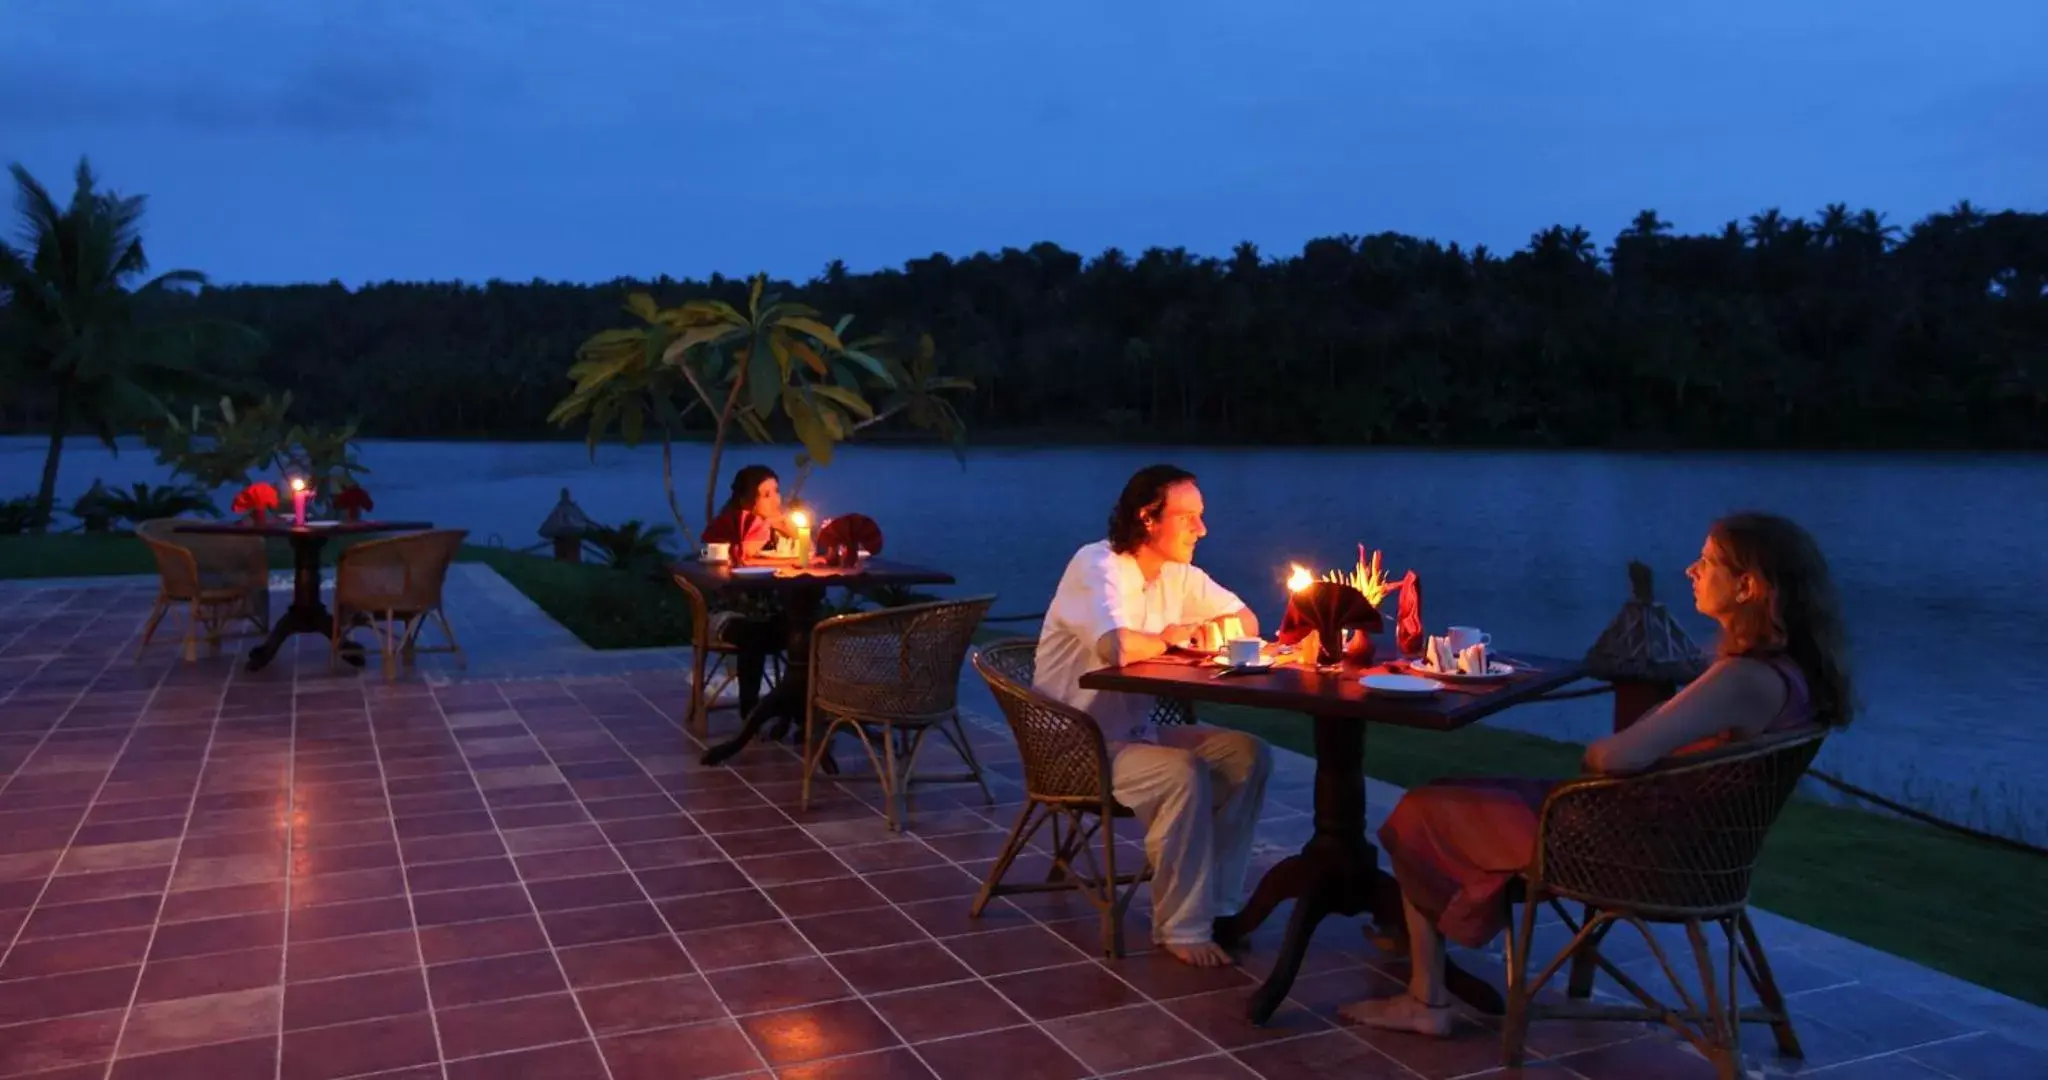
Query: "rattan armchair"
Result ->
[[672, 573, 783, 738], [969, 639, 1154, 958], [800, 596, 996, 831], [1502, 728, 1826, 1079], [331, 529, 468, 680], [134, 520, 269, 662]]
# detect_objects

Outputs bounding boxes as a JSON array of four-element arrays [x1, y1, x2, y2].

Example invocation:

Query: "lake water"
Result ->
[[8, 437, 2047, 842]]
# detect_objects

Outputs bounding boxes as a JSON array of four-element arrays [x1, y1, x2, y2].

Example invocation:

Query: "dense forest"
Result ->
[[9, 202, 2048, 450]]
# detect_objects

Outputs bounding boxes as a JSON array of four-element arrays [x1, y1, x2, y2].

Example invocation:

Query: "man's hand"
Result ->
[[1159, 623, 1204, 649]]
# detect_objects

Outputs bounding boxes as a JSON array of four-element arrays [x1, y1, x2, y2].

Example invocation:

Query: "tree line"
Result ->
[[8, 174, 2046, 454]]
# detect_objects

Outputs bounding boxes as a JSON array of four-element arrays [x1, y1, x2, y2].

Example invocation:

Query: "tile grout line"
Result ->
[[269, 643, 300, 1080], [612, 678, 1128, 1078], [508, 679, 783, 1075], [350, 666, 456, 1080], [95, 640, 230, 1077], [428, 681, 625, 1078]]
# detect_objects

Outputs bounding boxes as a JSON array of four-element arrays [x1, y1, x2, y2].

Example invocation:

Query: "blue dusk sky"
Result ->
[[3, 0, 2042, 286]]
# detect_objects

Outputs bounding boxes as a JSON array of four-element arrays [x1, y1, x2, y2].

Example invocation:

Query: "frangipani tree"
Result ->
[[551, 273, 974, 538]]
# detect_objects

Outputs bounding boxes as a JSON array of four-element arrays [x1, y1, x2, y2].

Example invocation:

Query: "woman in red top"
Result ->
[[701, 465, 792, 559], [1343, 513, 1854, 1036], [701, 465, 793, 716]]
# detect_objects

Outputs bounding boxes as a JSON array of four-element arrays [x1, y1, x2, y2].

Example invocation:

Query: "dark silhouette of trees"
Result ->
[[6, 202, 2043, 451]]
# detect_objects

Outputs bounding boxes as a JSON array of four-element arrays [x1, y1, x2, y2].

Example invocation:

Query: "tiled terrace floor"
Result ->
[[0, 574, 2043, 1080]]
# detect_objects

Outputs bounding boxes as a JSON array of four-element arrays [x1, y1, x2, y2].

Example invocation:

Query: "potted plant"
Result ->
[[334, 484, 374, 523], [230, 481, 279, 525]]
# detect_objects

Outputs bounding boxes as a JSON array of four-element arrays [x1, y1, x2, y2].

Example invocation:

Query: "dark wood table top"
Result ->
[[671, 557, 955, 591], [174, 520, 436, 538], [1080, 651, 1590, 731]]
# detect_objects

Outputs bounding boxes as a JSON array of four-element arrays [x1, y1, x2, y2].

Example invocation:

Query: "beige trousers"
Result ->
[[1111, 725, 1273, 945]]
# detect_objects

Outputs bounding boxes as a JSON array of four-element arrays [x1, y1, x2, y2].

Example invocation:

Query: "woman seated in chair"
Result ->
[[1343, 512, 1853, 1036], [700, 465, 794, 715]]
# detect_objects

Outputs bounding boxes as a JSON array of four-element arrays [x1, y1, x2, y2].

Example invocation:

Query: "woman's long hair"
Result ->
[[1710, 512, 1855, 727], [721, 465, 778, 517]]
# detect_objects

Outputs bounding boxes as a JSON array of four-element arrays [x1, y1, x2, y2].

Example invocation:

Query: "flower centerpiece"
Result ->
[[334, 484, 374, 523], [230, 481, 279, 525], [1287, 545, 1416, 666]]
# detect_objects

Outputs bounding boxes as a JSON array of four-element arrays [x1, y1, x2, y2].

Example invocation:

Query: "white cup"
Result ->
[[701, 542, 731, 564], [1227, 637, 1265, 668], [1445, 626, 1492, 652]]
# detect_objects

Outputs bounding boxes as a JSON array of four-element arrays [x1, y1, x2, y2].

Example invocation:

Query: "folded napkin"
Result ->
[[816, 513, 884, 558], [1395, 571, 1424, 657], [1277, 581, 1380, 665]]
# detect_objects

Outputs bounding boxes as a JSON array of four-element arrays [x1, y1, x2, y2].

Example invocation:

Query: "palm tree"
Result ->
[[0, 158, 259, 528]]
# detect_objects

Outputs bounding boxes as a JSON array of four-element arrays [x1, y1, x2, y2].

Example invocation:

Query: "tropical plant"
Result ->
[[551, 272, 977, 537], [0, 158, 262, 529], [0, 495, 51, 535], [97, 481, 220, 526], [144, 392, 365, 511], [582, 519, 675, 574]]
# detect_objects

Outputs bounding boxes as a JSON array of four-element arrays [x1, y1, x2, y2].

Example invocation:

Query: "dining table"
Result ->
[[675, 558, 956, 766], [1080, 645, 1590, 1025], [175, 519, 434, 673]]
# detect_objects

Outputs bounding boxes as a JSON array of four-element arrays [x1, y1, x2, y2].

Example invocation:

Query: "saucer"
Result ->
[[730, 567, 779, 577]]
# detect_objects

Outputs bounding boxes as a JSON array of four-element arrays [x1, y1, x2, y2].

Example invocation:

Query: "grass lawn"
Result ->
[[5, 530, 2044, 1007]]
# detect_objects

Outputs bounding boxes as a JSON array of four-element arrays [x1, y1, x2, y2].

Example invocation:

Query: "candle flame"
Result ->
[[289, 477, 306, 492], [789, 510, 809, 529], [1286, 564, 1314, 592]]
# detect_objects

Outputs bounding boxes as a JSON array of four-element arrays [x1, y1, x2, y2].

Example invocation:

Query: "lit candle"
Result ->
[[290, 477, 308, 527], [789, 510, 812, 565], [1286, 564, 1313, 593]]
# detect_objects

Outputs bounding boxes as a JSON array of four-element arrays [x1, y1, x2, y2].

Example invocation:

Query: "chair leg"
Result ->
[[181, 600, 200, 663], [135, 596, 169, 661], [879, 722, 903, 833], [1567, 903, 1607, 998], [935, 714, 994, 805], [1501, 891, 1541, 1066], [1737, 911, 1803, 1058], [1099, 808, 1124, 958], [329, 609, 345, 674], [1683, 919, 1741, 1080], [433, 608, 464, 668], [971, 802, 1043, 917]]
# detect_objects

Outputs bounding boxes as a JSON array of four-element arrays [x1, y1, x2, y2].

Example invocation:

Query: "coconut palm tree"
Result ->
[[0, 157, 260, 528]]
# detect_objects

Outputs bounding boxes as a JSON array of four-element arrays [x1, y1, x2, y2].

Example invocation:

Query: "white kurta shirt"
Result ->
[[1033, 540, 1247, 744]]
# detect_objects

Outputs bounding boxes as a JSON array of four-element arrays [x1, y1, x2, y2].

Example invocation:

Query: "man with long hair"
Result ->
[[1034, 464, 1273, 967]]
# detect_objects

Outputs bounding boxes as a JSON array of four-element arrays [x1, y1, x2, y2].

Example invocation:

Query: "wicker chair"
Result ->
[[1502, 728, 1826, 1079], [968, 639, 1154, 957], [134, 522, 269, 662], [672, 573, 783, 738], [331, 529, 468, 679], [800, 596, 997, 831]]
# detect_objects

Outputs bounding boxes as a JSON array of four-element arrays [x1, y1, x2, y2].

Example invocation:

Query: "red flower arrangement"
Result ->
[[231, 481, 280, 524], [333, 484, 374, 522]]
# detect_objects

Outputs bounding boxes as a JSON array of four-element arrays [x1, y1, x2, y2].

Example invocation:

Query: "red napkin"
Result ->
[[1277, 582, 1380, 664], [1395, 571, 1424, 657], [816, 513, 884, 557]]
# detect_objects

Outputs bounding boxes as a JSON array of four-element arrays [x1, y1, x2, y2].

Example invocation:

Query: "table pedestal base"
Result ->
[[1212, 715, 1506, 1024]]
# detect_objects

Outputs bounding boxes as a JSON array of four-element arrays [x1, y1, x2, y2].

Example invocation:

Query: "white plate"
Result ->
[[1360, 673, 1444, 697], [304, 520, 340, 528], [1209, 657, 1276, 672], [1407, 660, 1516, 683], [730, 566, 779, 577]]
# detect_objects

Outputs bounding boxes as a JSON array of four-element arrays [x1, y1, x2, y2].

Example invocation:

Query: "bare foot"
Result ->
[[1161, 940, 1234, 968], [1338, 993, 1455, 1037]]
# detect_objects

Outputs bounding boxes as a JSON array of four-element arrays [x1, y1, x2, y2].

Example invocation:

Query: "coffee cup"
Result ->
[[1227, 637, 1264, 668], [701, 542, 731, 564], [1445, 626, 1491, 652]]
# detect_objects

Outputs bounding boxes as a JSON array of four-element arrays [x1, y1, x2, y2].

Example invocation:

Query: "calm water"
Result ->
[[9, 437, 2047, 841]]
